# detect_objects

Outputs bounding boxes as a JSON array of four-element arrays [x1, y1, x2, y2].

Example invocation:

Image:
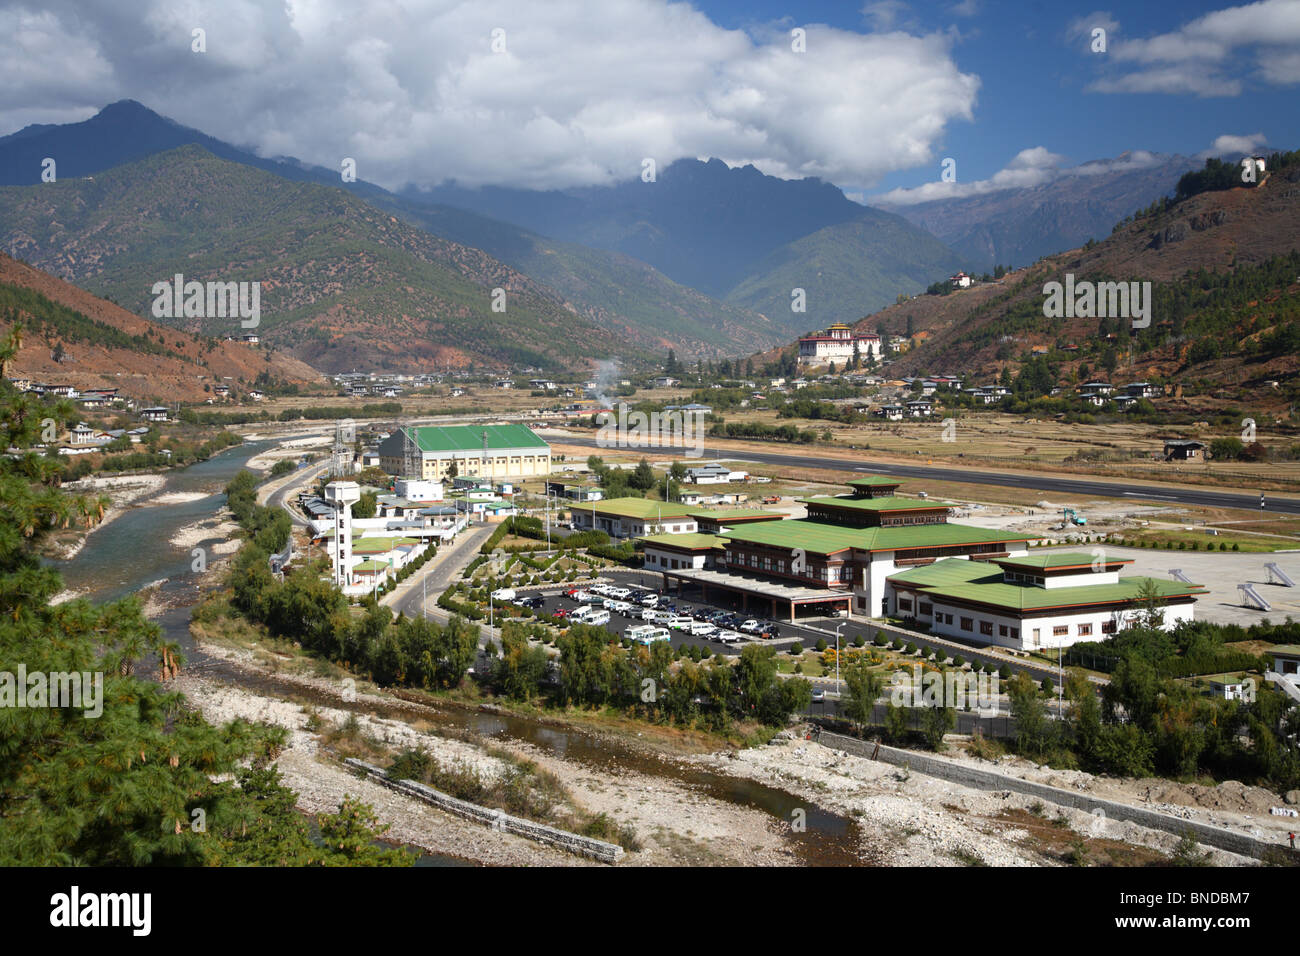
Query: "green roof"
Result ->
[[639, 533, 728, 550], [720, 520, 864, 555], [872, 524, 1032, 552], [589, 497, 696, 520], [800, 495, 944, 512], [997, 552, 1132, 571], [406, 423, 549, 453], [1269, 645, 1300, 657], [689, 508, 785, 521], [351, 536, 419, 551], [722, 519, 1033, 555], [916, 577, 1205, 612], [353, 560, 390, 572], [846, 475, 901, 487], [888, 559, 995, 587]]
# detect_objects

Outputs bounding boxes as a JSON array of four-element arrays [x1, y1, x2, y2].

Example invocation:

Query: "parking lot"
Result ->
[[493, 577, 792, 656]]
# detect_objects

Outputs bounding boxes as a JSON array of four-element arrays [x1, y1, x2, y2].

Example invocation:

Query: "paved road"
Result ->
[[552, 435, 1300, 516], [264, 461, 330, 527], [389, 522, 498, 620]]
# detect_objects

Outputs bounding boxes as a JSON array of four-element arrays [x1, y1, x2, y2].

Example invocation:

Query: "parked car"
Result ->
[[759, 623, 781, 639], [606, 600, 635, 614], [739, 619, 762, 633], [637, 592, 660, 607], [517, 595, 544, 608], [715, 629, 742, 644], [607, 587, 632, 599], [811, 686, 825, 702]]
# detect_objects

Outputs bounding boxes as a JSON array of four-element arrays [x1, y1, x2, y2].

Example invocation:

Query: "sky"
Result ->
[[0, 0, 1297, 203]]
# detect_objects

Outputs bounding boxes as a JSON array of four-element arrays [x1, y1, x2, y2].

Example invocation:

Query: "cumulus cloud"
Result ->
[[870, 146, 1173, 206], [1085, 0, 1300, 97], [1198, 132, 1270, 157], [0, 0, 980, 192], [871, 146, 1067, 205]]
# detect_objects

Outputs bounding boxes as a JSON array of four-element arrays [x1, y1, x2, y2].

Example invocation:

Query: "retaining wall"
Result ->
[[817, 731, 1297, 863], [344, 758, 624, 863]]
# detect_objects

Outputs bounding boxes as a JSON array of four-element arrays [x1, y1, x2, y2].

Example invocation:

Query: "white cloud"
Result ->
[[1198, 132, 1269, 157], [1085, 0, 1300, 97], [870, 146, 1171, 206], [0, 0, 981, 192]]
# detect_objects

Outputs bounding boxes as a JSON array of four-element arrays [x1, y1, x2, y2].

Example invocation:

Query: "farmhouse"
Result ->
[[1164, 439, 1207, 462]]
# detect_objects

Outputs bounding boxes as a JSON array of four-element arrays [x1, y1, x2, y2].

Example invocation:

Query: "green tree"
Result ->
[[841, 662, 883, 736]]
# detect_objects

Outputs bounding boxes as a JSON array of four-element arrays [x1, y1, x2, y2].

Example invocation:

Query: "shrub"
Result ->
[[790, 642, 803, 655], [815, 638, 827, 652], [998, 665, 1011, 681]]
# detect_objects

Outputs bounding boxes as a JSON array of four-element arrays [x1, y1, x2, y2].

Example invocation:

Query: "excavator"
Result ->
[[1062, 507, 1086, 526]]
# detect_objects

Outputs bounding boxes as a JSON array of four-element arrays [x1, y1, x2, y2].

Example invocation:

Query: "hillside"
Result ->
[[852, 154, 1300, 402], [0, 101, 785, 359], [724, 215, 962, 326], [0, 253, 323, 402], [0, 146, 655, 374], [415, 157, 962, 334], [875, 153, 1195, 272]]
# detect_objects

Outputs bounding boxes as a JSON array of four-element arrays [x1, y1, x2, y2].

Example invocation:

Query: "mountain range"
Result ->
[[843, 154, 1300, 399], [875, 153, 1200, 272], [0, 100, 1207, 375]]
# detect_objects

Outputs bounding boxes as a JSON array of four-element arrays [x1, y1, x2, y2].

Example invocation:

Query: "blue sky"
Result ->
[[1, 0, 1296, 198], [700, 0, 1300, 198]]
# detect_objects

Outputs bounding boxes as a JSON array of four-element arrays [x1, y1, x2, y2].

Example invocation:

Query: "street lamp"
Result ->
[[834, 622, 845, 697]]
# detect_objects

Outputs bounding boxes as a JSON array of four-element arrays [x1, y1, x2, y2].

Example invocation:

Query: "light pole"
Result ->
[[834, 622, 845, 697]]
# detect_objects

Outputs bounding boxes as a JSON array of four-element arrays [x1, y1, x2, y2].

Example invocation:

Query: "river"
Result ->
[[53, 442, 867, 866]]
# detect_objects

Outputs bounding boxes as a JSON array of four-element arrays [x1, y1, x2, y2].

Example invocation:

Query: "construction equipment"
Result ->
[[1062, 507, 1086, 526], [1238, 583, 1273, 612]]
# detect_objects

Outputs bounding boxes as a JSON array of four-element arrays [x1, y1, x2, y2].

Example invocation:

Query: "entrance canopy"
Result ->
[[659, 567, 851, 622]]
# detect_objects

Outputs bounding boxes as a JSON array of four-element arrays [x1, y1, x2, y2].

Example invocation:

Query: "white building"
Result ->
[[570, 498, 698, 538], [797, 323, 881, 366], [886, 551, 1204, 651]]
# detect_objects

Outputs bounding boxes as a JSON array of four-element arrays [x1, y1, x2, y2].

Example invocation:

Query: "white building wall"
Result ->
[[906, 596, 1194, 651]]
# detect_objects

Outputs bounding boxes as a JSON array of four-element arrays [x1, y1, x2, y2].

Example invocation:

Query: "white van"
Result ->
[[666, 615, 694, 630], [689, 621, 717, 637], [490, 588, 517, 602], [584, 609, 611, 627], [626, 624, 671, 645]]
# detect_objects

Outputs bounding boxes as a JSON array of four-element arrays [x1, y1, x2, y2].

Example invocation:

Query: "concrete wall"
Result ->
[[344, 758, 624, 863], [815, 732, 1296, 863]]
